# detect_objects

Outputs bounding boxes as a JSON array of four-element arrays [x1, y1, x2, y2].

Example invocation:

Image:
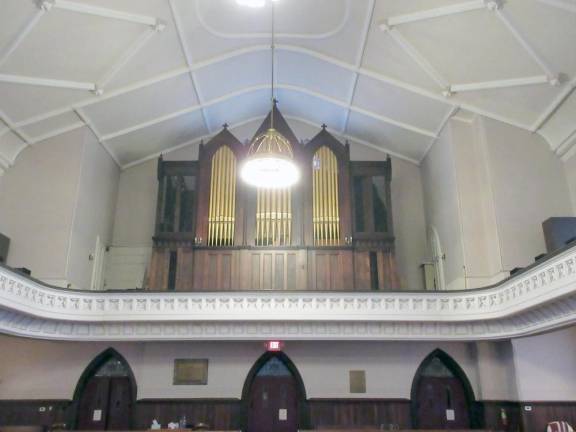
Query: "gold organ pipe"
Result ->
[[333, 152, 340, 244], [329, 149, 336, 244], [207, 147, 237, 246], [230, 158, 236, 246], [208, 152, 216, 245], [226, 149, 232, 245], [313, 159, 322, 244], [216, 149, 222, 246], [223, 148, 228, 245]]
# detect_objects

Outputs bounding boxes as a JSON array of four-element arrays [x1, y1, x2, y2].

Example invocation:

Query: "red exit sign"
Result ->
[[265, 340, 283, 351]]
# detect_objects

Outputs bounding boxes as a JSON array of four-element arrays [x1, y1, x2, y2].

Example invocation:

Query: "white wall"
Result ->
[[481, 117, 574, 270], [67, 132, 119, 289], [451, 118, 505, 288], [512, 326, 576, 401], [422, 116, 575, 290], [0, 127, 119, 289], [0, 335, 480, 401], [564, 153, 576, 213], [475, 340, 517, 401], [112, 159, 158, 248], [0, 128, 84, 286], [421, 125, 465, 290]]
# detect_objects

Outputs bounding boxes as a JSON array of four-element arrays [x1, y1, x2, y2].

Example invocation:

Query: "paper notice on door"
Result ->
[[93, 410, 102, 421], [278, 409, 287, 421], [446, 409, 455, 421]]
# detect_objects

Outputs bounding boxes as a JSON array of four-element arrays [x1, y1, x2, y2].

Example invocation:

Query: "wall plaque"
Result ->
[[173, 359, 208, 385], [349, 370, 366, 393]]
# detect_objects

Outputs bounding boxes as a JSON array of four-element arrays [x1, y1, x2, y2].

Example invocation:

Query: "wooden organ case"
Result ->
[[147, 109, 399, 291]]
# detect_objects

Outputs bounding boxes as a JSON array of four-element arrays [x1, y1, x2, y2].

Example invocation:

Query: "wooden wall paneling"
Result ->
[[520, 401, 576, 432], [377, 251, 400, 291], [147, 248, 170, 290], [338, 250, 354, 290], [134, 399, 242, 431], [308, 399, 411, 429], [0, 400, 71, 428], [354, 251, 371, 291], [195, 143, 211, 245], [479, 401, 521, 432], [339, 145, 353, 242], [175, 247, 194, 291]]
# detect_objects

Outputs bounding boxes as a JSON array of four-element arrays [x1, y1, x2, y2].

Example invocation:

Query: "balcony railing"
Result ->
[[0, 243, 575, 341]]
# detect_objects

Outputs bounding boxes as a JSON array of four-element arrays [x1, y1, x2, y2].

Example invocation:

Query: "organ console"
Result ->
[[147, 107, 399, 291]]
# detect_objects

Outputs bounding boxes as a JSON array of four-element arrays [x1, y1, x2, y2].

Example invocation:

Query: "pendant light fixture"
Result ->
[[240, 1, 300, 189]]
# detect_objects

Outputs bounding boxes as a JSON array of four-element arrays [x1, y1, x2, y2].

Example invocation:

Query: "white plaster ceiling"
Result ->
[[0, 0, 575, 172]]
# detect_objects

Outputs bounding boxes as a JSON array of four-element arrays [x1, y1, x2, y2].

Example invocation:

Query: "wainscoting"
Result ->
[[133, 399, 241, 430], [519, 402, 576, 432], [308, 399, 411, 429], [1, 398, 575, 431], [0, 400, 71, 428]]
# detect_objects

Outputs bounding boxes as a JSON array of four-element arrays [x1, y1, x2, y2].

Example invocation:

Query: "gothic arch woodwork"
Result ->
[[71, 348, 137, 430], [410, 349, 477, 429], [241, 351, 309, 432], [303, 128, 352, 245]]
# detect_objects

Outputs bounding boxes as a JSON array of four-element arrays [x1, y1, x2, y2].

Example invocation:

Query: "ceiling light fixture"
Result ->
[[240, 1, 299, 189], [236, 0, 278, 8]]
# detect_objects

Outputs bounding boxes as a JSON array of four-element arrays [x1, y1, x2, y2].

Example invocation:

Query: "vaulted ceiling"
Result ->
[[0, 0, 575, 172]]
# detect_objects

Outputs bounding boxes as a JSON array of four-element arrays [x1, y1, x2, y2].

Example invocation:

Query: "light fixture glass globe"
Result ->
[[241, 156, 300, 188], [236, 0, 265, 7]]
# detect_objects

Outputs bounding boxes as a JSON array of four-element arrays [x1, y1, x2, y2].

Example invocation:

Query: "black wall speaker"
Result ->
[[0, 233, 9, 264], [542, 217, 576, 253]]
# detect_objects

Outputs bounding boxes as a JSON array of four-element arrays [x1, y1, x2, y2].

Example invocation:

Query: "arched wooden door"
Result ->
[[243, 353, 306, 432], [74, 349, 136, 430], [412, 350, 473, 429]]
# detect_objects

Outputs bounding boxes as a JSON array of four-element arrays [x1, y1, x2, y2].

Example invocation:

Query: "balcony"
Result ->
[[0, 243, 575, 342]]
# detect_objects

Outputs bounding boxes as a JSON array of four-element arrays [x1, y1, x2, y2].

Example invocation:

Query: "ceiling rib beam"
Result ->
[[536, 0, 576, 14], [450, 75, 550, 93], [0, 110, 31, 145], [74, 108, 120, 166], [421, 106, 460, 162], [50, 0, 160, 27], [97, 25, 163, 90], [99, 84, 437, 143], [12, 45, 534, 138], [29, 121, 85, 144], [0, 6, 47, 69], [380, 26, 451, 93], [556, 127, 576, 158], [385, 0, 487, 27], [342, 0, 375, 134], [495, 8, 558, 83], [168, 0, 211, 134], [531, 77, 576, 132], [0, 73, 95, 92]]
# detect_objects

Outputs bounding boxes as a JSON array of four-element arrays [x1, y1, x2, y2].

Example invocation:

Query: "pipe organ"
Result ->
[[148, 109, 398, 291]]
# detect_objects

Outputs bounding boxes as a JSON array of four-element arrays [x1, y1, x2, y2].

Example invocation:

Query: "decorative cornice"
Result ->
[[0, 245, 575, 341]]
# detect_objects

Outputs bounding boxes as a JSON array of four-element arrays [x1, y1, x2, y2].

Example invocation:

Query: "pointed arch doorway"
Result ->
[[411, 350, 475, 429], [242, 352, 307, 432], [73, 349, 136, 430]]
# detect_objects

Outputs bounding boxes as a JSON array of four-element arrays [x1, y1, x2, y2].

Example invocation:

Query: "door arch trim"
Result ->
[[410, 349, 476, 428], [71, 348, 137, 430], [241, 351, 309, 431]]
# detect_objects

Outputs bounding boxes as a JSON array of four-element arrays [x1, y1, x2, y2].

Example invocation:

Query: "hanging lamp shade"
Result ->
[[241, 127, 300, 188]]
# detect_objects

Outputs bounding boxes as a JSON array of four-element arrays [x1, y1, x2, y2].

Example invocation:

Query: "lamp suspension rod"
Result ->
[[270, 0, 275, 128]]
